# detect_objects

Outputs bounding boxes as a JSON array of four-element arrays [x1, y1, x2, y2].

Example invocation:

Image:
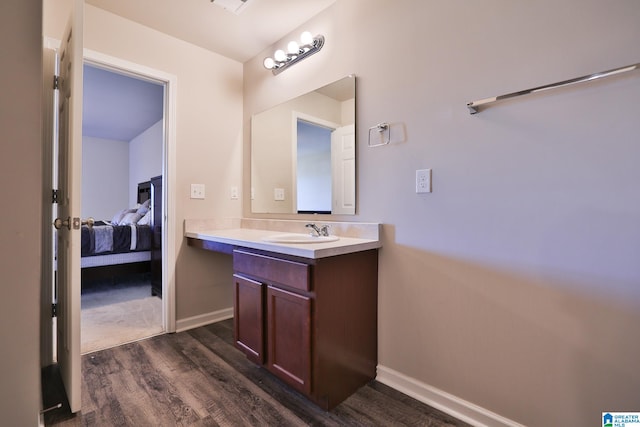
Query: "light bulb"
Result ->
[[300, 31, 313, 45], [263, 57, 275, 69], [274, 49, 287, 62], [287, 41, 299, 54]]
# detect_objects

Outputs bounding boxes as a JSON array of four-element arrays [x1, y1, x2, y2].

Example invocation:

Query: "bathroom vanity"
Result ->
[[185, 219, 380, 410]]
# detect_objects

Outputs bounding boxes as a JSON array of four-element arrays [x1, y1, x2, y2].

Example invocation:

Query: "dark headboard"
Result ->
[[137, 181, 151, 204]]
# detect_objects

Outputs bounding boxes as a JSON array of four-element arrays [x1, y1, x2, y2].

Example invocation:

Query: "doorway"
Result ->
[[80, 62, 164, 353], [296, 119, 332, 214], [83, 49, 178, 337], [291, 111, 354, 215], [42, 10, 177, 412], [44, 48, 177, 364]]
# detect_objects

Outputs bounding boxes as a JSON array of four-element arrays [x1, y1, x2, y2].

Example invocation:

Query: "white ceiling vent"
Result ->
[[211, 0, 251, 15]]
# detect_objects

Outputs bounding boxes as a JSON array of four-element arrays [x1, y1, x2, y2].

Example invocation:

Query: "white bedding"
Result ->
[[80, 250, 151, 269]]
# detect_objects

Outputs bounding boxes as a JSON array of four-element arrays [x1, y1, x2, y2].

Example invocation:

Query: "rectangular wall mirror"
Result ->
[[251, 75, 356, 215]]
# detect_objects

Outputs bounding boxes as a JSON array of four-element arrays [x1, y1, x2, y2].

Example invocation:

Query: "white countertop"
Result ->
[[185, 220, 381, 259]]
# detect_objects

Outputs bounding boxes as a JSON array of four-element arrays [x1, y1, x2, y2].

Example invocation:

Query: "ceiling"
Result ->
[[85, 0, 338, 63], [83, 65, 164, 142], [82, 0, 337, 142]]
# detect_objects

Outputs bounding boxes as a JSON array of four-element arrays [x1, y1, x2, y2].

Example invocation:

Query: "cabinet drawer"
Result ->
[[233, 250, 310, 292]]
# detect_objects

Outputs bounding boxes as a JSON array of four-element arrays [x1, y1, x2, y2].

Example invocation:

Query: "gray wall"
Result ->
[[0, 0, 43, 423], [244, 1, 640, 425], [82, 136, 130, 219], [82, 121, 163, 220], [129, 120, 163, 207]]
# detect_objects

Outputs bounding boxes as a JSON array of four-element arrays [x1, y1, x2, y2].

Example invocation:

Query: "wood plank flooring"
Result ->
[[45, 319, 471, 426]]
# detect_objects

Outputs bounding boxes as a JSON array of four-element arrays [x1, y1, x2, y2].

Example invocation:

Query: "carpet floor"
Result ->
[[81, 275, 163, 354]]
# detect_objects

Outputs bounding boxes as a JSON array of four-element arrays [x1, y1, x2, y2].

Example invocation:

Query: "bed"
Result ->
[[80, 180, 157, 284]]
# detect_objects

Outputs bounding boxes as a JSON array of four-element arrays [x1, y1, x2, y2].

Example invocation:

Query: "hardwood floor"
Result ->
[[45, 319, 470, 426]]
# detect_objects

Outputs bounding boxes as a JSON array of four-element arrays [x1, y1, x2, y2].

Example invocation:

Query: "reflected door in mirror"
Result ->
[[251, 75, 356, 215]]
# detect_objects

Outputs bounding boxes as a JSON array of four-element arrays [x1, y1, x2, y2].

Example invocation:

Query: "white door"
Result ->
[[331, 124, 356, 215], [54, 0, 84, 413]]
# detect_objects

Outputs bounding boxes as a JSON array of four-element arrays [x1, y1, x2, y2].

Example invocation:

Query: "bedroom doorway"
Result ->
[[80, 63, 163, 353], [77, 50, 177, 353]]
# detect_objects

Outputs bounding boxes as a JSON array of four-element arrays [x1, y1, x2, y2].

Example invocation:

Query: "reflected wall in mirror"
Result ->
[[251, 75, 356, 215]]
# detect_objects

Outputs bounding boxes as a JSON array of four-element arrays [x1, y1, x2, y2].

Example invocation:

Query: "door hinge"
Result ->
[[52, 189, 59, 204], [52, 303, 57, 318], [53, 75, 60, 90]]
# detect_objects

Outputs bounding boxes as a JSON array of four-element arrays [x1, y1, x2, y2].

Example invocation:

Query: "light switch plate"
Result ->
[[274, 188, 285, 201], [230, 186, 239, 200], [190, 183, 205, 199]]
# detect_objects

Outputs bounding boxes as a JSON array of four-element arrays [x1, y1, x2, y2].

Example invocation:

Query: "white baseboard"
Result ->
[[376, 365, 523, 427], [175, 307, 233, 333]]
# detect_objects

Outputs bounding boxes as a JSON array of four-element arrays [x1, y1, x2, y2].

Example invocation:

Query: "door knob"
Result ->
[[53, 217, 94, 230], [53, 216, 71, 230]]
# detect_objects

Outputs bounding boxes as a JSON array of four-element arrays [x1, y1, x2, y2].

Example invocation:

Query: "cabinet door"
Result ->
[[267, 285, 311, 395], [234, 274, 264, 364]]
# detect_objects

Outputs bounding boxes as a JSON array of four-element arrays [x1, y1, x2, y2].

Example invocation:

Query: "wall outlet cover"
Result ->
[[416, 169, 431, 193], [274, 188, 285, 201]]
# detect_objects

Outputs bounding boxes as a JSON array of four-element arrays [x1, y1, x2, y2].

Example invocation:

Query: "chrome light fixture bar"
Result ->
[[263, 31, 325, 75]]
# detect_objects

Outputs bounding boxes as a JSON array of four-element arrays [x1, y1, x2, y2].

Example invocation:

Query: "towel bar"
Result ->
[[467, 62, 640, 114]]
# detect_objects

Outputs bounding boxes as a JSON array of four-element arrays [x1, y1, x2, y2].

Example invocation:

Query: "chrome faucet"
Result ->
[[306, 223, 322, 236], [305, 223, 330, 237]]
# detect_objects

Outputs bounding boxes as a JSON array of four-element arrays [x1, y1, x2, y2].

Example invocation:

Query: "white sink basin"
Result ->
[[262, 233, 340, 244]]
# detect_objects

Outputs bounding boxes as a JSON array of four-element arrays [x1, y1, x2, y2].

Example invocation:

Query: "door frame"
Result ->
[[83, 48, 177, 333], [42, 39, 178, 363]]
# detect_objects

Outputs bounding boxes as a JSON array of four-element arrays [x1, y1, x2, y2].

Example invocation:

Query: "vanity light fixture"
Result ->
[[263, 31, 325, 75]]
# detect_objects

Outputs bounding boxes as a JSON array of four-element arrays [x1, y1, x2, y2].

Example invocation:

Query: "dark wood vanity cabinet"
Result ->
[[232, 247, 378, 410]]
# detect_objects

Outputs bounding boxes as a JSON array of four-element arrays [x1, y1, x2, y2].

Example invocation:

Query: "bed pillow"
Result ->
[[137, 210, 151, 226], [137, 198, 151, 213], [111, 208, 136, 225], [136, 204, 149, 216], [120, 212, 143, 225]]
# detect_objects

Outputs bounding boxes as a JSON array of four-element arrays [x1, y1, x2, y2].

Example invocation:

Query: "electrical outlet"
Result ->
[[230, 186, 239, 200], [274, 188, 285, 201], [416, 169, 431, 193], [190, 183, 205, 199]]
